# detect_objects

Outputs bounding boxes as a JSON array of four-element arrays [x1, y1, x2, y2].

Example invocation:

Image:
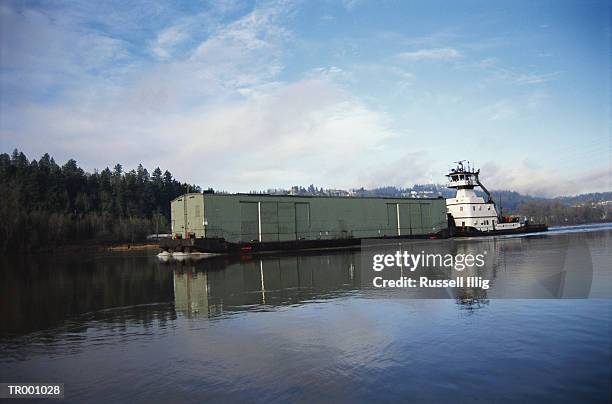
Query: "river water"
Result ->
[[1, 224, 611, 403]]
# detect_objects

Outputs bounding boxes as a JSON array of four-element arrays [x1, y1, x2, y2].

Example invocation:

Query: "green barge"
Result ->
[[159, 193, 449, 254]]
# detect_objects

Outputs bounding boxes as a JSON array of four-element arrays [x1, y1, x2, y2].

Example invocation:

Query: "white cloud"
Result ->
[[356, 152, 437, 189], [6, 74, 400, 191], [473, 90, 550, 122], [477, 99, 518, 121], [0, 1, 404, 191], [398, 47, 461, 61], [482, 161, 609, 197], [342, 0, 362, 11], [1, 1, 607, 197], [515, 71, 561, 85], [150, 24, 191, 59]]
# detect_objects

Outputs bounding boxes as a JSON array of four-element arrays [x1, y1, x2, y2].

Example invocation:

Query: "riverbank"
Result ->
[[105, 243, 160, 252], [1, 241, 161, 256]]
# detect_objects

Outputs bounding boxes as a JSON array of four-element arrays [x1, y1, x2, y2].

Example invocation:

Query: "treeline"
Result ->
[[518, 200, 610, 226], [0, 150, 200, 252]]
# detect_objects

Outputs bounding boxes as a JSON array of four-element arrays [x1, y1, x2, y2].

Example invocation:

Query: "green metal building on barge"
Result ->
[[160, 193, 449, 254]]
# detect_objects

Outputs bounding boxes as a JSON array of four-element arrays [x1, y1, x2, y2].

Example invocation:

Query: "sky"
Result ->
[[0, 0, 610, 197]]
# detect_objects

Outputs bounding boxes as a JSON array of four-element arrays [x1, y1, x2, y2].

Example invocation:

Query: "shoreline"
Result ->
[[106, 243, 160, 252], [6, 222, 612, 256], [7, 242, 161, 256]]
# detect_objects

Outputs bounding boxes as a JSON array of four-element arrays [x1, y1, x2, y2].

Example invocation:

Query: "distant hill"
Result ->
[[275, 184, 612, 213], [269, 184, 611, 225], [555, 192, 612, 205]]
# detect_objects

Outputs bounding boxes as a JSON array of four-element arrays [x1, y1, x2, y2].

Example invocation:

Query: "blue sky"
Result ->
[[0, 0, 610, 196]]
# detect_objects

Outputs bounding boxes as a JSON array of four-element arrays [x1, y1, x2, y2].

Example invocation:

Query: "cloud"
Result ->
[[482, 161, 609, 197], [472, 88, 551, 122], [150, 24, 192, 59], [469, 55, 561, 86], [356, 152, 437, 189], [5, 75, 400, 191], [477, 99, 518, 121], [342, 0, 362, 11], [480, 63, 561, 86], [1, 1, 607, 197], [397, 47, 461, 61], [514, 71, 561, 85], [0, 1, 403, 191]]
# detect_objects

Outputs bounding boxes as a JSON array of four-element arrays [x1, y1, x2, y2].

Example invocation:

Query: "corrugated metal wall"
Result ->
[[170, 194, 448, 243], [171, 193, 206, 238]]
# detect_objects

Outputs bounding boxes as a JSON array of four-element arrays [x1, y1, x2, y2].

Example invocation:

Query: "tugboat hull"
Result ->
[[450, 223, 548, 237]]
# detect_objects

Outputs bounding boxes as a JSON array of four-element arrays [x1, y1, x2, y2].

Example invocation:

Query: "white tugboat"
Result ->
[[445, 161, 547, 236]]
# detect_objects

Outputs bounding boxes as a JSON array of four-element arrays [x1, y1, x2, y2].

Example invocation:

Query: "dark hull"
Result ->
[[159, 223, 548, 255], [159, 231, 448, 255], [450, 223, 548, 238]]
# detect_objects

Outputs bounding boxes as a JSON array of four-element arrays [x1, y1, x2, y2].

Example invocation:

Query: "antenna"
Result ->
[[453, 160, 466, 171]]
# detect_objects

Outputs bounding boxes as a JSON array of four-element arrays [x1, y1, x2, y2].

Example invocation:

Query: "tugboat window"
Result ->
[[460, 206, 463, 212]]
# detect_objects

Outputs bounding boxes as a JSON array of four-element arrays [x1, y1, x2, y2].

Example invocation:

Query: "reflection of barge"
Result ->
[[159, 162, 546, 255]]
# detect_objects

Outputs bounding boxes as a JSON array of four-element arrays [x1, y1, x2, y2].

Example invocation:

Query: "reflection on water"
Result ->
[[0, 225, 610, 403], [1, 226, 608, 335], [173, 252, 360, 318], [171, 226, 609, 319], [0, 253, 174, 336]]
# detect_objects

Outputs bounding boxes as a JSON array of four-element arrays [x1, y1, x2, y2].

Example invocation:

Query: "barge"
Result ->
[[159, 162, 547, 255], [159, 193, 449, 254]]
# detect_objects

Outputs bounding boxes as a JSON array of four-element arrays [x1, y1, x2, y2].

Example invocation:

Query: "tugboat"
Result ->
[[446, 160, 547, 237]]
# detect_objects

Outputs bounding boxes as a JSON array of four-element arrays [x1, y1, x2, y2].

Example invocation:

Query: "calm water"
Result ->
[[1, 225, 611, 403]]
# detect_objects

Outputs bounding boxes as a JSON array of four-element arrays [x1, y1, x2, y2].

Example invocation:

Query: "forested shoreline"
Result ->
[[0, 150, 199, 252], [517, 199, 610, 226], [1, 149, 609, 253]]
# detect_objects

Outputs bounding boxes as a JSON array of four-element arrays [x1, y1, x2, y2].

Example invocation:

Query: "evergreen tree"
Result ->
[[0, 150, 200, 252]]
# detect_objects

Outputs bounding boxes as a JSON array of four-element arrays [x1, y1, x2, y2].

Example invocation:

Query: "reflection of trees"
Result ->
[[0, 253, 174, 336]]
